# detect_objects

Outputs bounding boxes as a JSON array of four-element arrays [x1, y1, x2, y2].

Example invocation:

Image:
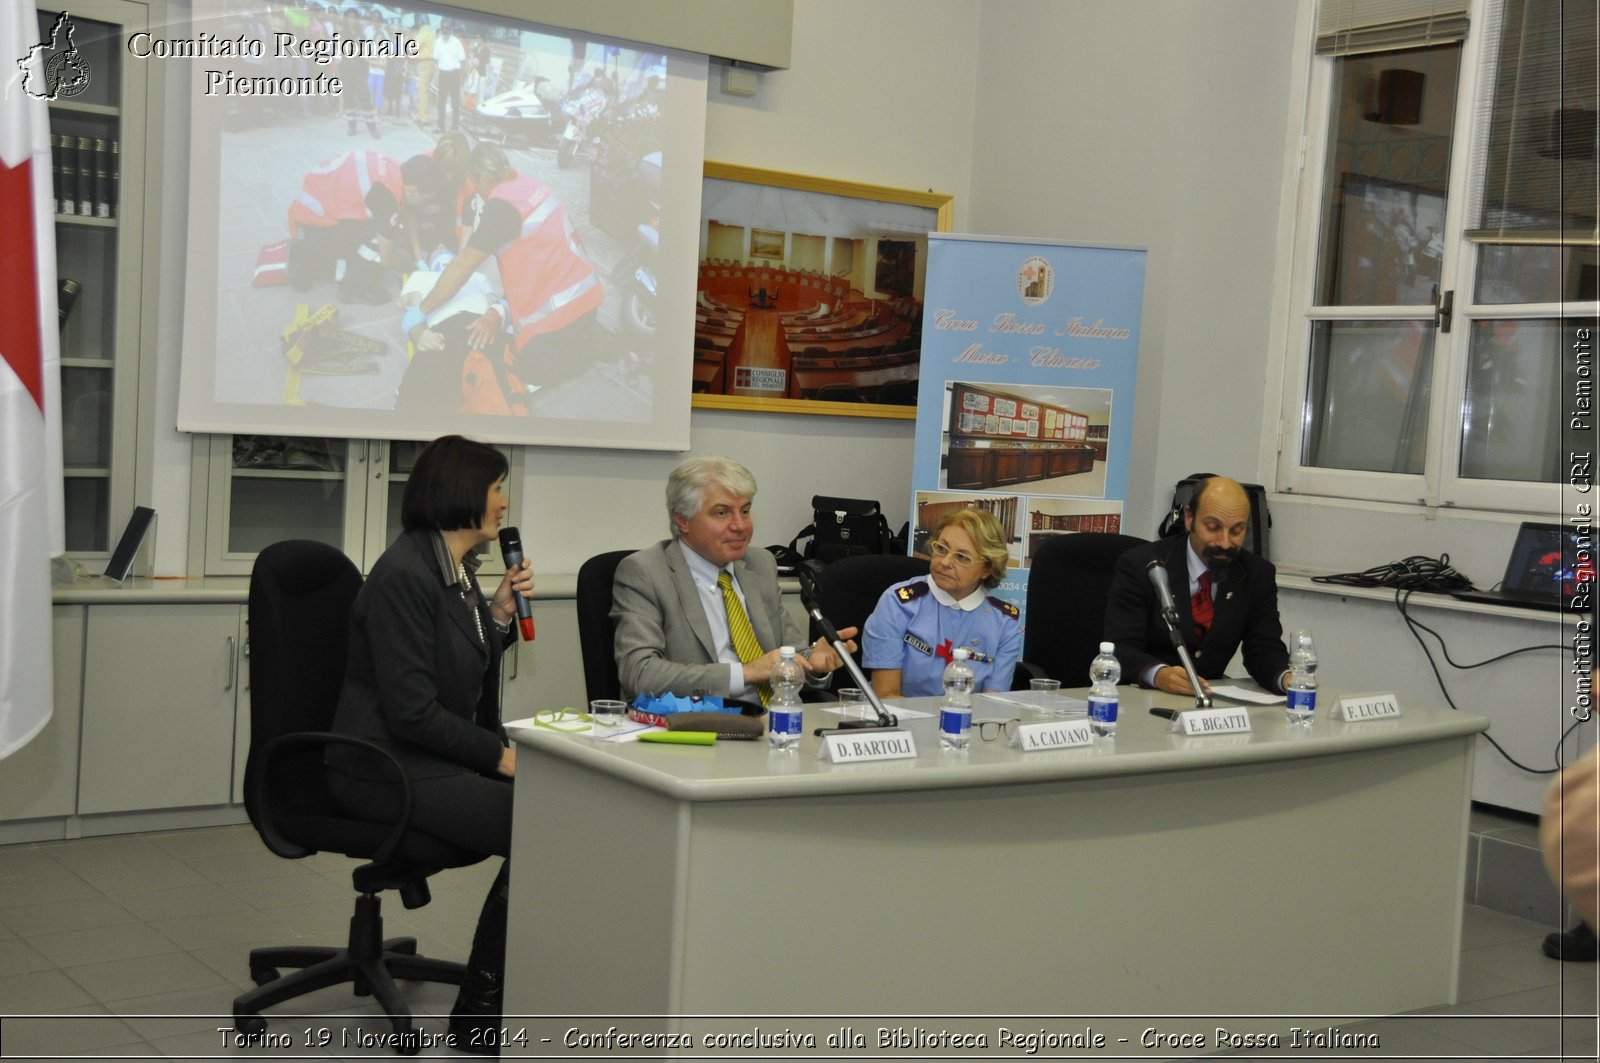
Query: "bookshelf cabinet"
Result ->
[[42, 0, 161, 561]]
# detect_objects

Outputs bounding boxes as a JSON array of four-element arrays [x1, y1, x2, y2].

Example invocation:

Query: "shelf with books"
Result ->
[[38, 1, 150, 558]]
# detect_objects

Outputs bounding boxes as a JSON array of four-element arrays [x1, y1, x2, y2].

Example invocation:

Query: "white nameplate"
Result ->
[[1334, 693, 1401, 722], [819, 730, 918, 763], [1177, 706, 1253, 736], [1011, 718, 1093, 751]]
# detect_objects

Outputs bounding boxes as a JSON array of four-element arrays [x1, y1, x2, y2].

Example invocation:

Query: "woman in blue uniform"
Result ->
[[862, 508, 1021, 697]]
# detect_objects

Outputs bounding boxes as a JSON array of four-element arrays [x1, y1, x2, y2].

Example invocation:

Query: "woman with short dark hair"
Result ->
[[326, 434, 531, 1054]]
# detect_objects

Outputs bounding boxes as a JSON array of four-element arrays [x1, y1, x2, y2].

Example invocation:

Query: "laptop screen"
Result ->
[[1503, 522, 1585, 600]]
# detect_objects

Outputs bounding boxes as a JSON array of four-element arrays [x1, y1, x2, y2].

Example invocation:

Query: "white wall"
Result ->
[[966, 0, 1301, 537]]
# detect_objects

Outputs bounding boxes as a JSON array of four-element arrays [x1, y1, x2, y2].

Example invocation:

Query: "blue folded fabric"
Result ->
[[630, 692, 736, 716]]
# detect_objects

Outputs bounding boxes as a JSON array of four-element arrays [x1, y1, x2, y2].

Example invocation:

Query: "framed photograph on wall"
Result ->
[[693, 162, 953, 419]]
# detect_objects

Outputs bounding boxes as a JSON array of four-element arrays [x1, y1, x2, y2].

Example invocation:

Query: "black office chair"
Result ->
[[232, 540, 484, 1054], [806, 553, 930, 691], [576, 549, 636, 703], [1022, 532, 1146, 687]]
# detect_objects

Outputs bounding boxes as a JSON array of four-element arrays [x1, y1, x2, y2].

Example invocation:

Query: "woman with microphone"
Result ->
[[325, 434, 532, 1054]]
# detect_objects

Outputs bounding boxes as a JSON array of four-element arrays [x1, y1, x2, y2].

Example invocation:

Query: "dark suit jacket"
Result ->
[[1103, 535, 1289, 692], [611, 539, 804, 700], [329, 528, 510, 781]]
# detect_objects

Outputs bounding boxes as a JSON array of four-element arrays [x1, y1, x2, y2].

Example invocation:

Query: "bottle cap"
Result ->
[[1099, 641, 1114, 652], [953, 648, 970, 660], [779, 645, 795, 657]]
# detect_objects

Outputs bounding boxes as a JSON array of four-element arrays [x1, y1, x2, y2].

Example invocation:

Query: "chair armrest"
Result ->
[[252, 731, 419, 866]]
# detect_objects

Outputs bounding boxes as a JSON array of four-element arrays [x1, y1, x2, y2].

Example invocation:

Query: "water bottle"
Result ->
[[939, 648, 975, 751], [1088, 642, 1121, 737], [1286, 630, 1317, 725], [767, 646, 805, 750]]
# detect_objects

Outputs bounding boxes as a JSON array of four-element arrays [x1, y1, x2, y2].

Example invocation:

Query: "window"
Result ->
[[1278, 0, 1597, 512]]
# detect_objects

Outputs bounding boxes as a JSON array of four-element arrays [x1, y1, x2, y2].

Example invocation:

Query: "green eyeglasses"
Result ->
[[533, 709, 593, 733]]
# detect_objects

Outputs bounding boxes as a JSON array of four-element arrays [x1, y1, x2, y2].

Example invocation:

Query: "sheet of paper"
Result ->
[[504, 716, 659, 741], [586, 721, 660, 741], [881, 701, 935, 720], [822, 702, 934, 721], [976, 690, 1088, 716], [1210, 684, 1285, 705]]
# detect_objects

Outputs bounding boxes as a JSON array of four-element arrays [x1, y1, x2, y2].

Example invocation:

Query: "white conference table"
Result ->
[[502, 687, 1485, 1049]]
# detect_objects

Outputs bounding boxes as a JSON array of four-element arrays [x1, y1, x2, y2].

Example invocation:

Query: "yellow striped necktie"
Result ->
[[718, 570, 770, 706]]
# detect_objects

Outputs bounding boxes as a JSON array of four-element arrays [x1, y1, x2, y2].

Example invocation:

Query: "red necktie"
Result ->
[[1191, 571, 1214, 641]]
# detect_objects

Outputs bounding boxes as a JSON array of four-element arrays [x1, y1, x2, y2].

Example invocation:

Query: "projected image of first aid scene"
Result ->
[[179, 1, 704, 448]]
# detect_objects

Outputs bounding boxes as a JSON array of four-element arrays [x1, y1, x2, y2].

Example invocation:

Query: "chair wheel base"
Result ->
[[233, 1013, 268, 1038]]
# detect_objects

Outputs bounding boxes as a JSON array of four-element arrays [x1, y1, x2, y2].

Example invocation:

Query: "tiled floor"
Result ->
[[0, 825, 1596, 1060]]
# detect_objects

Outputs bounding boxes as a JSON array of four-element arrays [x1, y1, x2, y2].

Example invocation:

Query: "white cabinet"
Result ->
[[0, 608, 86, 821], [77, 603, 245, 815]]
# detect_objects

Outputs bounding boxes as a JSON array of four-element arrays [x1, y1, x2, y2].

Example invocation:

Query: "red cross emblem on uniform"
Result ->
[[934, 638, 955, 665]]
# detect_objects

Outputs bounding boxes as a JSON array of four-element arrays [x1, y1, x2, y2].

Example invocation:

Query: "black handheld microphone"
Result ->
[[497, 527, 535, 641]]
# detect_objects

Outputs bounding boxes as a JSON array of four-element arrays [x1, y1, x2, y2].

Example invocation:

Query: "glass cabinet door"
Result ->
[[202, 435, 361, 575], [197, 435, 519, 575]]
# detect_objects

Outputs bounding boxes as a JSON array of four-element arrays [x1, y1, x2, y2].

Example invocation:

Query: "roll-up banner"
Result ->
[[910, 234, 1147, 630]]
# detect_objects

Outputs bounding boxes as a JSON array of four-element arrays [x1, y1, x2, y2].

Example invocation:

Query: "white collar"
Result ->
[[928, 576, 986, 612], [677, 538, 728, 588], [1185, 539, 1208, 588]]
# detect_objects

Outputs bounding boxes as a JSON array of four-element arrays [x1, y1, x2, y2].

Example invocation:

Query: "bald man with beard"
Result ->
[[1104, 476, 1291, 697]]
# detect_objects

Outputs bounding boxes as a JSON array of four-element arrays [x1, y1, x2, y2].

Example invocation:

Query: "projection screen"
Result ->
[[175, 1, 705, 449]]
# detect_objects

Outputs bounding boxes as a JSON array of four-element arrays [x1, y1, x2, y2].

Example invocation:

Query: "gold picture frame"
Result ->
[[692, 162, 954, 420]]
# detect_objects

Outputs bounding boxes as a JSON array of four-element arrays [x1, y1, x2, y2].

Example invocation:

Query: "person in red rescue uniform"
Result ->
[[405, 143, 604, 390], [287, 149, 448, 304]]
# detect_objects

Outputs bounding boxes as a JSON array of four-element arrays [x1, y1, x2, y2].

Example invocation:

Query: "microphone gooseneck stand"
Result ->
[[796, 565, 898, 730], [1145, 559, 1212, 709]]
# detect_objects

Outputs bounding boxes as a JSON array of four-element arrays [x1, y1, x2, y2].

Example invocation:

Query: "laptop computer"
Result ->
[[1449, 521, 1582, 612]]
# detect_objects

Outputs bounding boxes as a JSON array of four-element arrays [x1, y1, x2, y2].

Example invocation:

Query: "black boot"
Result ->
[[449, 862, 508, 1055], [1542, 920, 1599, 961]]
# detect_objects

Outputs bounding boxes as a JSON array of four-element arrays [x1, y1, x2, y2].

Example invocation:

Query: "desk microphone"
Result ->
[[795, 563, 897, 730], [1145, 559, 1211, 708], [497, 527, 536, 641]]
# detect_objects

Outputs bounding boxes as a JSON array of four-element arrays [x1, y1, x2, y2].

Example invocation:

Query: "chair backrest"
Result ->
[[811, 553, 931, 688], [1023, 532, 1147, 687], [243, 540, 363, 835], [576, 549, 636, 703]]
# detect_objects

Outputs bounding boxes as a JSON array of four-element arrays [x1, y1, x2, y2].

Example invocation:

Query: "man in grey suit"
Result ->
[[612, 456, 855, 701]]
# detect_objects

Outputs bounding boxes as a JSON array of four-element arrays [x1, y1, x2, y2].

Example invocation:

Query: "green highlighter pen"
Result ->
[[637, 731, 718, 746]]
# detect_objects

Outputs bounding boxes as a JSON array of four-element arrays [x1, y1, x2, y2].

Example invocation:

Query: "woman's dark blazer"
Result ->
[[328, 527, 511, 781]]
